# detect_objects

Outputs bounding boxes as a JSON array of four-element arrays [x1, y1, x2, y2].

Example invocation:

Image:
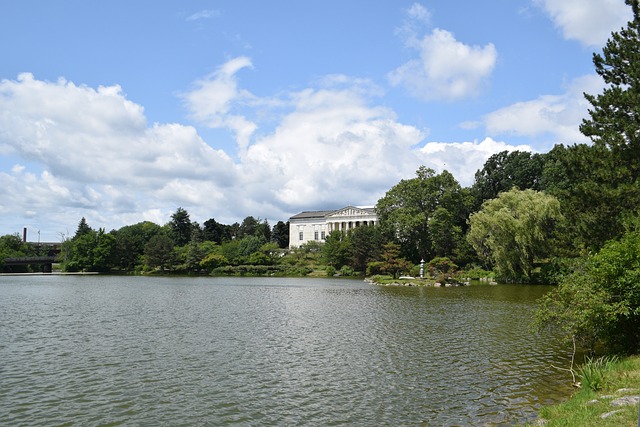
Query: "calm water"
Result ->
[[0, 275, 573, 426]]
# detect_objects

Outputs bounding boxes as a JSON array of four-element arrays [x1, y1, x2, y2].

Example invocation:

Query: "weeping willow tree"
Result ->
[[467, 188, 563, 282]]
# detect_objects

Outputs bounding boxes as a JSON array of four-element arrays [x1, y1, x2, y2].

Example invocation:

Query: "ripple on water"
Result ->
[[0, 277, 573, 426]]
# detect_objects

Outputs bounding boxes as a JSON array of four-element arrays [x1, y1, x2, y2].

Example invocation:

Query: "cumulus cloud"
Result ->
[[242, 83, 426, 211], [416, 138, 535, 186], [535, 0, 632, 47], [0, 73, 238, 237], [483, 74, 604, 144], [0, 74, 236, 185], [182, 56, 257, 151], [389, 4, 497, 101], [0, 61, 526, 240], [395, 3, 431, 40]]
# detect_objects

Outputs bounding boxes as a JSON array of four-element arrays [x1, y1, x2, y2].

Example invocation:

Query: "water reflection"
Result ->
[[0, 276, 573, 426]]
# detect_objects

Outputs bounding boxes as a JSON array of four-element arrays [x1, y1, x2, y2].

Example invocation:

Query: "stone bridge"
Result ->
[[3, 256, 58, 273]]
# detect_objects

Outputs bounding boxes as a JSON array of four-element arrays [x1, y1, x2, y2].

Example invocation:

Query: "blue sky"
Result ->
[[0, 0, 632, 241]]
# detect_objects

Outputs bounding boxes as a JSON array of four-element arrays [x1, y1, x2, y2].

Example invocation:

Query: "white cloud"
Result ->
[[0, 63, 526, 240], [390, 28, 497, 101], [0, 73, 239, 238], [0, 74, 236, 185], [181, 57, 257, 151], [242, 84, 426, 210], [483, 74, 604, 144], [535, 0, 632, 47], [416, 138, 535, 186], [395, 3, 431, 40], [186, 9, 220, 21], [389, 4, 497, 101]]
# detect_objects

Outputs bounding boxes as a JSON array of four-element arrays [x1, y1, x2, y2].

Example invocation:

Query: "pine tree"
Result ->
[[169, 207, 191, 246], [73, 217, 92, 240], [580, 0, 640, 179]]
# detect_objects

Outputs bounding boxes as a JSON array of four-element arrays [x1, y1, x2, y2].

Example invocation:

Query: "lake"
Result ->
[[0, 275, 573, 426]]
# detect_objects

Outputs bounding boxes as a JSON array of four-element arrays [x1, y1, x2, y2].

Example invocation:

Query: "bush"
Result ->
[[427, 257, 458, 274], [461, 266, 494, 280], [339, 265, 356, 277], [538, 257, 583, 285], [325, 266, 337, 277], [536, 228, 640, 354], [366, 261, 384, 276]]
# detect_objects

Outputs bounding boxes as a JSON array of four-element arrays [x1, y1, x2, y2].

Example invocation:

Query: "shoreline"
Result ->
[[526, 355, 640, 426], [0, 272, 99, 276]]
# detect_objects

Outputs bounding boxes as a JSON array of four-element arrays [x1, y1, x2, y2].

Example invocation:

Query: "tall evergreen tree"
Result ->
[[580, 0, 640, 179], [74, 217, 93, 240], [203, 218, 231, 244], [272, 221, 290, 248], [238, 216, 259, 239], [549, 0, 640, 251], [168, 207, 191, 246]]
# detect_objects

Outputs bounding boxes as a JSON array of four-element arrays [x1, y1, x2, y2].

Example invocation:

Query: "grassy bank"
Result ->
[[527, 355, 640, 426]]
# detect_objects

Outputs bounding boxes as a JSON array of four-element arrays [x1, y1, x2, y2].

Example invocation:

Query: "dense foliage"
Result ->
[[533, 0, 640, 355], [50, 211, 295, 275], [376, 167, 473, 264], [536, 225, 640, 354], [467, 188, 563, 282], [0, 233, 36, 273], [3, 1, 639, 355]]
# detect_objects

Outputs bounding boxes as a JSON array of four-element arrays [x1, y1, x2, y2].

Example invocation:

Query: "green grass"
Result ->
[[525, 355, 640, 426]]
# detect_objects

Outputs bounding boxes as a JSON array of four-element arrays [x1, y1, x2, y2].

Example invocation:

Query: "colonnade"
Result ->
[[327, 220, 377, 233]]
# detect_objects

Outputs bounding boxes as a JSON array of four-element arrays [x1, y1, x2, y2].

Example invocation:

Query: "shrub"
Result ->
[[366, 261, 384, 276], [339, 265, 356, 277], [536, 228, 640, 354]]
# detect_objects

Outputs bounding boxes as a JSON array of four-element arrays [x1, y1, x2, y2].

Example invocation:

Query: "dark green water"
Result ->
[[0, 276, 574, 426]]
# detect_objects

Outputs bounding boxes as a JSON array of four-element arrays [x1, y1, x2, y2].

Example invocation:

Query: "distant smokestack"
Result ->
[[23, 227, 27, 243]]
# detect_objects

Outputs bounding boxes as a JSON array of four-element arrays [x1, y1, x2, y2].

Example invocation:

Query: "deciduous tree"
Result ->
[[467, 188, 563, 282], [144, 234, 175, 272], [471, 150, 544, 208], [113, 221, 163, 270], [536, 223, 640, 354], [376, 167, 470, 263]]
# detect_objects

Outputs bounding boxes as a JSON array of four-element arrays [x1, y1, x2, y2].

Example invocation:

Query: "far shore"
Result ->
[[0, 272, 99, 276]]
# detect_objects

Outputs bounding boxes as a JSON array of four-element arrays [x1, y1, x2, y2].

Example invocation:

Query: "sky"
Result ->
[[0, 0, 633, 242]]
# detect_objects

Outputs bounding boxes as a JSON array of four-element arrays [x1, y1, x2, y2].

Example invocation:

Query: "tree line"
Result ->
[[49, 211, 291, 275], [2, 0, 639, 354]]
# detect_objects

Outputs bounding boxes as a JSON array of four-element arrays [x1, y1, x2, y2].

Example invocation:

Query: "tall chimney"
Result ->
[[23, 227, 27, 243]]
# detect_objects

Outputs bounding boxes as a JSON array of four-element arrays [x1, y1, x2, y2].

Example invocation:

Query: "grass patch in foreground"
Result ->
[[526, 355, 640, 426]]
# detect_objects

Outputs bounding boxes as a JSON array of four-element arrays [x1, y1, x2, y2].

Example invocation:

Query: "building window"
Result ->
[[299, 232, 304, 241], [314, 231, 319, 240], [321, 231, 325, 240]]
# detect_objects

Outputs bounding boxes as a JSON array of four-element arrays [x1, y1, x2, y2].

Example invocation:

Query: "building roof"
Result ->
[[289, 210, 336, 220], [289, 206, 376, 221]]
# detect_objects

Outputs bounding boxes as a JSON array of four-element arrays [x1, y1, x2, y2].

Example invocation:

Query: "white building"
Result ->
[[288, 206, 378, 248]]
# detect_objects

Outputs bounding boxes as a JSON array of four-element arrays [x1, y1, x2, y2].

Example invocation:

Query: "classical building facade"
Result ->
[[288, 206, 378, 248]]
